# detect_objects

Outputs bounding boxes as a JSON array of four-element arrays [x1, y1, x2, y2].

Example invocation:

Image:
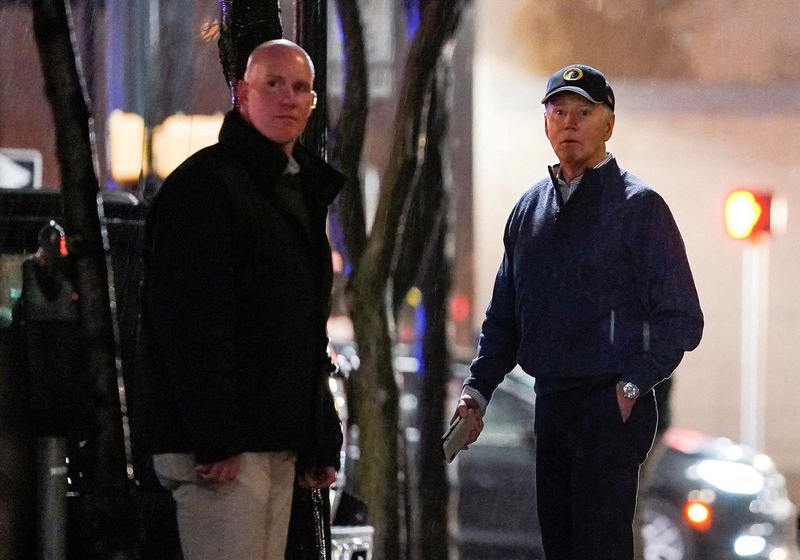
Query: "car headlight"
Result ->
[[734, 535, 766, 556], [693, 460, 765, 495]]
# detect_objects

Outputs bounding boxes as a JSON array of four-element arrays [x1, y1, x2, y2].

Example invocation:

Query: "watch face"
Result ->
[[623, 382, 639, 399]]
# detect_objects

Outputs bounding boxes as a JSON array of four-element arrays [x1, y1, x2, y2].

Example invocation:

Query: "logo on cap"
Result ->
[[563, 67, 584, 81]]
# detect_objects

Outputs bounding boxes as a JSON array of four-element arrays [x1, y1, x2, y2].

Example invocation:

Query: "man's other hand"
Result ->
[[194, 454, 243, 483], [615, 383, 636, 423], [453, 395, 485, 447]]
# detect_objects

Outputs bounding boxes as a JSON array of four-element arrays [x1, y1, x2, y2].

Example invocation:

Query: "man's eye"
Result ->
[[295, 84, 310, 93]]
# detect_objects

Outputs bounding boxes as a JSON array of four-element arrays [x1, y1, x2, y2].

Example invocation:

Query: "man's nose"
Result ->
[[563, 111, 578, 127], [278, 87, 297, 105]]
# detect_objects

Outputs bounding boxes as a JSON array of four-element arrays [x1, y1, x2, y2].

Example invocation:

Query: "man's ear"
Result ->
[[235, 80, 248, 109], [544, 113, 551, 140], [604, 111, 615, 142]]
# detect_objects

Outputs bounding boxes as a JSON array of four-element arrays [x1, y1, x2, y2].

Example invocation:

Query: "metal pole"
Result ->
[[740, 242, 769, 451], [36, 437, 68, 560]]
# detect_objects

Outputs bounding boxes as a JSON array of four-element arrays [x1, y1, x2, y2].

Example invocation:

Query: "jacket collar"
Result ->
[[548, 156, 620, 208], [217, 110, 345, 206]]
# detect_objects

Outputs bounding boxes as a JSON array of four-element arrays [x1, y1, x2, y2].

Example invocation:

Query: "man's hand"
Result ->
[[299, 466, 337, 490], [194, 454, 243, 483], [452, 395, 485, 448], [615, 384, 636, 423]]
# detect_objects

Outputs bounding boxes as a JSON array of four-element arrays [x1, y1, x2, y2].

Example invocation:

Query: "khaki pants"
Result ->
[[153, 451, 297, 560]]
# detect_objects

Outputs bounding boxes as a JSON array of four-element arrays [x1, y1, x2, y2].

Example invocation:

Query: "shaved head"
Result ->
[[244, 39, 315, 83], [236, 39, 317, 155]]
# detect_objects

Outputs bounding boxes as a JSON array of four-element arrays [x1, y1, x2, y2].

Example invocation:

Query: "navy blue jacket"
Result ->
[[464, 158, 703, 400]]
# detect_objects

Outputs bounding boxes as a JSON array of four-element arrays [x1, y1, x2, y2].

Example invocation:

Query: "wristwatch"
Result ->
[[618, 380, 640, 400]]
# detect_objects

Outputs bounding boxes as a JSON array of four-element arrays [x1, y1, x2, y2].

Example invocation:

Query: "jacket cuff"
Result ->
[[461, 385, 489, 413], [621, 360, 663, 396], [296, 448, 341, 474]]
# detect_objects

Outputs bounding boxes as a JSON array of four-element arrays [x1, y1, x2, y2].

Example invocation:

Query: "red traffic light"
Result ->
[[724, 189, 772, 240]]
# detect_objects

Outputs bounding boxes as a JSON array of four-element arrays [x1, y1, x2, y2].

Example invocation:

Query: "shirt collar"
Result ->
[[553, 152, 614, 203], [285, 155, 300, 176], [554, 152, 613, 183]]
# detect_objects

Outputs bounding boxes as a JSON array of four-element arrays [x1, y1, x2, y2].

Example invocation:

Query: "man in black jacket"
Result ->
[[138, 39, 344, 560], [452, 65, 703, 559]]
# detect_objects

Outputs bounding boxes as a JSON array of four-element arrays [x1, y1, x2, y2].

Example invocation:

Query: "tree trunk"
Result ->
[[218, 0, 283, 105], [349, 289, 401, 559], [296, 0, 329, 159], [415, 66, 453, 560], [330, 0, 369, 272], [31, 0, 135, 557], [348, 2, 465, 558], [389, 49, 454, 559]]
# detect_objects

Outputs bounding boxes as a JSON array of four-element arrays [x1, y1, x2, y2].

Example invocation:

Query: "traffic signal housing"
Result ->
[[724, 189, 772, 240]]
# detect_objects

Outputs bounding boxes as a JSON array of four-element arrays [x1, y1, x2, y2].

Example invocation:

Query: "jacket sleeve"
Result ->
[[623, 192, 704, 394], [295, 359, 343, 473], [463, 211, 520, 407], [146, 177, 247, 464]]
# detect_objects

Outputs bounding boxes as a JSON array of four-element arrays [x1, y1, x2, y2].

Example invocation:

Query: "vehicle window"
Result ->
[[483, 386, 534, 437]]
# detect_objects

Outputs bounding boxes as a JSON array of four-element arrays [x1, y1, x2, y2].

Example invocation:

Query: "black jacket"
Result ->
[[136, 110, 345, 470], [465, 158, 703, 399]]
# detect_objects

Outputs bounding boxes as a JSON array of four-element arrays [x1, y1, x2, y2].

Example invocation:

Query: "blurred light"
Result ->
[[400, 393, 418, 412], [394, 356, 419, 373], [721, 443, 746, 463], [684, 501, 712, 531], [770, 194, 788, 235], [663, 427, 707, 454], [450, 293, 471, 322], [200, 18, 220, 41], [108, 109, 146, 184], [724, 189, 771, 240], [734, 535, 766, 556], [405, 286, 422, 307], [331, 250, 344, 273], [769, 548, 789, 560], [696, 460, 765, 495], [151, 113, 224, 178], [404, 0, 420, 38], [752, 453, 775, 472], [404, 427, 420, 443], [688, 488, 717, 504]]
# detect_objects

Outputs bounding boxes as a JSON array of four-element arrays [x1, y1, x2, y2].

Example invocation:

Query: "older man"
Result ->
[[454, 64, 703, 559], [137, 39, 344, 560]]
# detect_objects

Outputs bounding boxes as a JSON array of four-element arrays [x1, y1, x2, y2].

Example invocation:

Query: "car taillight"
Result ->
[[684, 501, 712, 531]]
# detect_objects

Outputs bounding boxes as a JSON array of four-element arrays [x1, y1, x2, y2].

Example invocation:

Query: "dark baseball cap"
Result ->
[[541, 64, 615, 111]]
